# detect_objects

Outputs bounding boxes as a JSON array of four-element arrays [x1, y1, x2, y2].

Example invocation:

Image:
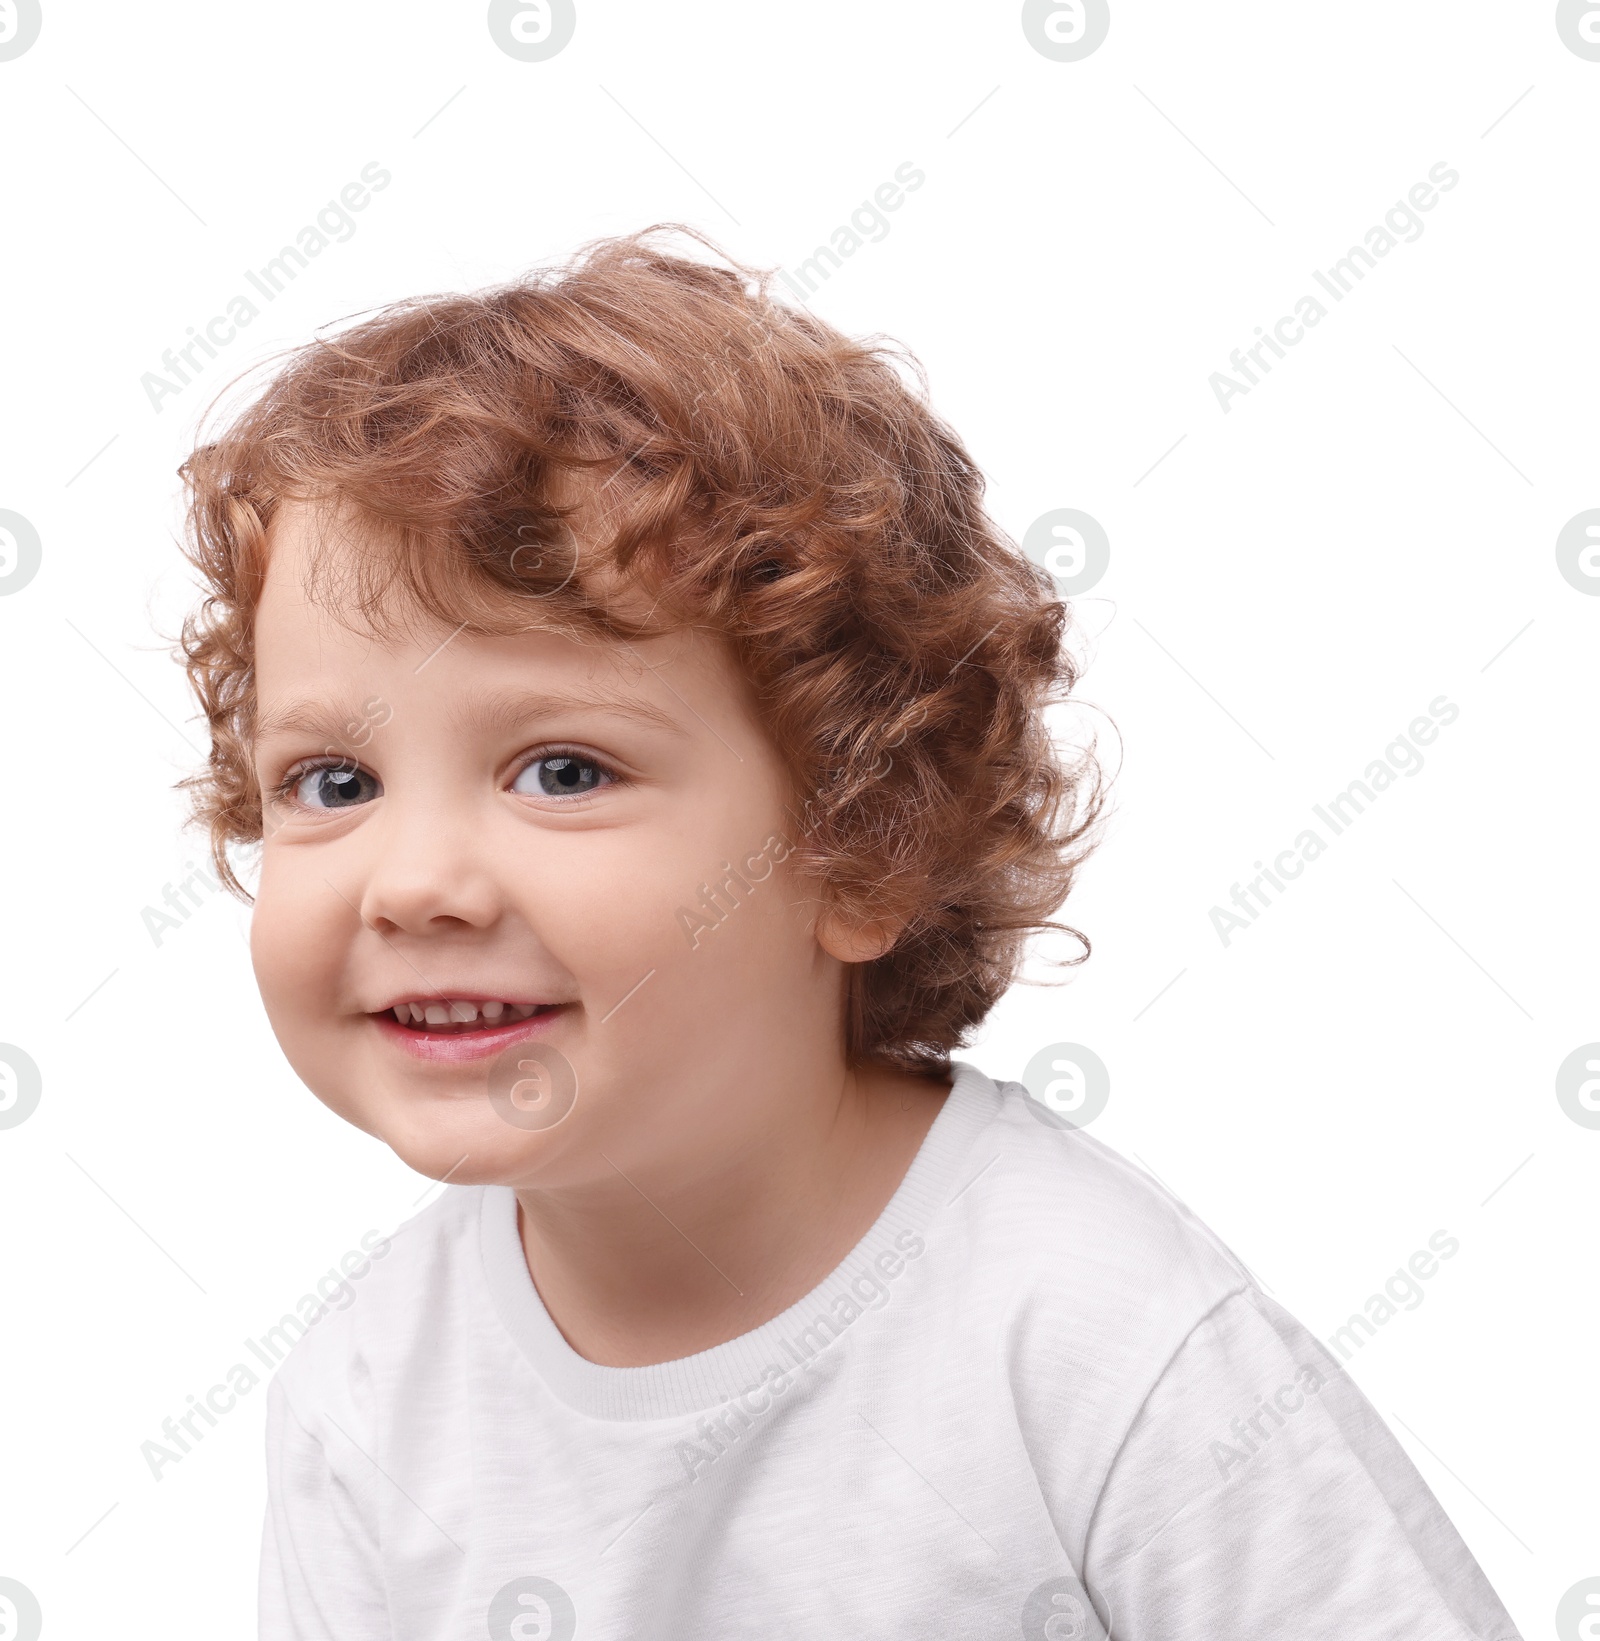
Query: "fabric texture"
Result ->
[[259, 1059, 1522, 1640]]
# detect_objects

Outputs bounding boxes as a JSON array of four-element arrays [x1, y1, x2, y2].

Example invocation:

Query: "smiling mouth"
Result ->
[[380, 1000, 562, 1034]]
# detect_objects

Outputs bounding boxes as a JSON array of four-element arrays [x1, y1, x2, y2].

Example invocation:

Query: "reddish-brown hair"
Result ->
[[177, 225, 1106, 1075]]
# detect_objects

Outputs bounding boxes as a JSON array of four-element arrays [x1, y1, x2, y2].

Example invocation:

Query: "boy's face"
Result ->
[[249, 503, 844, 1189]]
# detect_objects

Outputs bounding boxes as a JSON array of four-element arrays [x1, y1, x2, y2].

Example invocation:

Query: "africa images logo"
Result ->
[[0, 0, 42, 61], [487, 1576, 577, 1641], [1556, 1044, 1600, 1130], [1209, 697, 1459, 947], [140, 164, 393, 414], [0, 1578, 42, 1641], [1022, 0, 1110, 62], [1208, 164, 1459, 413], [1555, 510, 1600, 595], [1556, 0, 1600, 58], [487, 0, 576, 60], [0, 1044, 42, 1130], [1020, 1043, 1111, 1130], [1023, 509, 1110, 596], [1020, 1575, 1103, 1639], [1556, 1577, 1600, 1641], [0, 510, 42, 597]]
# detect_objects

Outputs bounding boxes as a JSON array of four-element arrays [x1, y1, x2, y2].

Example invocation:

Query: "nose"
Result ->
[[356, 797, 504, 937]]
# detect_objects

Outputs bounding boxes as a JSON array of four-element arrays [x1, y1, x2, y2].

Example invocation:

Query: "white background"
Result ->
[[1, 2, 1595, 1636]]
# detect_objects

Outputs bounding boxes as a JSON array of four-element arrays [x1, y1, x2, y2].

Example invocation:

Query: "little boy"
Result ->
[[177, 229, 1523, 1639]]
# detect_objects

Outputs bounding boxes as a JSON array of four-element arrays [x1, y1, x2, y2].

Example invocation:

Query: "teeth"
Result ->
[[388, 999, 549, 1030]]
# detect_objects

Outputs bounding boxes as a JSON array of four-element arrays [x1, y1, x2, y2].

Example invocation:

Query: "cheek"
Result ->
[[248, 849, 378, 1133], [507, 829, 813, 1015], [249, 850, 350, 1019], [585, 844, 814, 1009]]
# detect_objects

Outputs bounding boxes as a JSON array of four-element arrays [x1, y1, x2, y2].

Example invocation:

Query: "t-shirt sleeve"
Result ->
[[259, 1373, 391, 1641], [1080, 1286, 1523, 1641]]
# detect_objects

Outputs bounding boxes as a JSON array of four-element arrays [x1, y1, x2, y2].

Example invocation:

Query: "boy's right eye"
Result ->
[[290, 764, 383, 810]]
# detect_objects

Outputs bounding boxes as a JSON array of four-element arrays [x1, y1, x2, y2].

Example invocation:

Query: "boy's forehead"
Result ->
[[258, 487, 663, 638], [252, 495, 741, 708], [258, 497, 379, 617]]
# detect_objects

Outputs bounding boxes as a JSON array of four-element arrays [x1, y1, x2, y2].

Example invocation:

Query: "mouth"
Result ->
[[370, 997, 570, 1064]]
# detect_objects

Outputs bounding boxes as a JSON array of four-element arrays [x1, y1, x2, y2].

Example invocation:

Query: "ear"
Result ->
[[816, 907, 903, 963]]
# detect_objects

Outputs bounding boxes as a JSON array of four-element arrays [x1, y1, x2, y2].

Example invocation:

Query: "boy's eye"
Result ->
[[293, 765, 382, 809], [511, 752, 613, 799]]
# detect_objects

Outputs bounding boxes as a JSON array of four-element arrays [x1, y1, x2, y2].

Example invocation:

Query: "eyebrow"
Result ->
[[253, 684, 687, 743], [253, 695, 388, 742], [457, 684, 687, 740]]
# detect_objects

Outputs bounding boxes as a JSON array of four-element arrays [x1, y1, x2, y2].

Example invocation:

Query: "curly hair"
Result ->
[[176, 224, 1107, 1076]]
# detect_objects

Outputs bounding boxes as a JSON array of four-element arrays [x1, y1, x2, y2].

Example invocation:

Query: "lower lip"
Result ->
[[371, 1006, 569, 1064]]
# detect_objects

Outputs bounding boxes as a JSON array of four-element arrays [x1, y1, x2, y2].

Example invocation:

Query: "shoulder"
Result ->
[[265, 1184, 488, 1429], [938, 1066, 1258, 1548], [941, 1067, 1253, 1442], [946, 1068, 1251, 1335]]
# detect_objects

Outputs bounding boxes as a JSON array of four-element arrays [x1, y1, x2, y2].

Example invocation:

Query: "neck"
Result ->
[[514, 1058, 951, 1367]]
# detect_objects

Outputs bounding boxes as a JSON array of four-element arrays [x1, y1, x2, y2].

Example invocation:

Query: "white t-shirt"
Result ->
[[259, 1059, 1522, 1640]]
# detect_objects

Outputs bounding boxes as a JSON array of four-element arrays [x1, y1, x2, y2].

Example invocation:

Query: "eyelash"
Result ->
[[270, 746, 625, 807], [509, 745, 625, 802], [270, 757, 356, 805]]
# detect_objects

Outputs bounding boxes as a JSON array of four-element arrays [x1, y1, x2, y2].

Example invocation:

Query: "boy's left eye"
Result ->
[[511, 752, 615, 799], [292, 765, 382, 809]]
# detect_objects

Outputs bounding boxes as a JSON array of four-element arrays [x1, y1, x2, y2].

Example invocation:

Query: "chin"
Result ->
[[376, 1101, 577, 1192]]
